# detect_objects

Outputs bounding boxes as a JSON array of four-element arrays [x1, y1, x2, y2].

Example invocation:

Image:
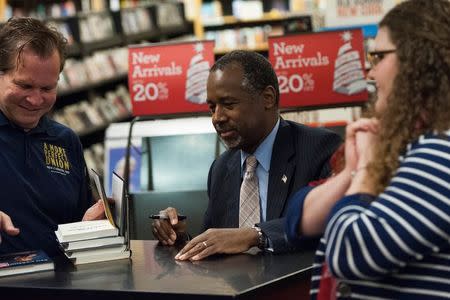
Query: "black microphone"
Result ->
[[123, 115, 158, 191], [122, 115, 156, 248]]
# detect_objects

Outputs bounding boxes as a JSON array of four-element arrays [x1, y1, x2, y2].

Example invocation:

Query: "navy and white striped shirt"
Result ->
[[311, 132, 450, 299]]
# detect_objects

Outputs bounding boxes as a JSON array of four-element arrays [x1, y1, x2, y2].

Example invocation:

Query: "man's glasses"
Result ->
[[367, 49, 396, 68]]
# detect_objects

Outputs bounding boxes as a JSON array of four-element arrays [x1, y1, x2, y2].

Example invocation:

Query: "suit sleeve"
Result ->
[[260, 186, 320, 253], [203, 159, 216, 231], [259, 130, 342, 253]]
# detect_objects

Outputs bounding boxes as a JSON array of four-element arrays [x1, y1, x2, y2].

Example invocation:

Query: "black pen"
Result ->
[[150, 214, 187, 221]]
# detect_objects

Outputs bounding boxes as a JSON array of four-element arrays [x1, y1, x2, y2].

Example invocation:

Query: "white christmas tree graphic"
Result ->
[[185, 43, 210, 104], [333, 31, 366, 95]]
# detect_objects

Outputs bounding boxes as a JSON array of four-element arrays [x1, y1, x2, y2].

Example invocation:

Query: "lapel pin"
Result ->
[[281, 175, 287, 183]]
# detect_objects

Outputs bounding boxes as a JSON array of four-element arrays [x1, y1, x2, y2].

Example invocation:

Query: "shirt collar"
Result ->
[[0, 110, 9, 127], [31, 115, 56, 135], [241, 118, 280, 173], [0, 110, 56, 136]]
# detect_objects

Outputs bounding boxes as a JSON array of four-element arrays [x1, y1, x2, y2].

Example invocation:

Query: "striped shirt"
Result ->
[[311, 132, 450, 299]]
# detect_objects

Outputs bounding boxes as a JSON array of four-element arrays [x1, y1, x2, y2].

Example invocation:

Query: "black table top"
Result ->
[[0, 240, 314, 299]]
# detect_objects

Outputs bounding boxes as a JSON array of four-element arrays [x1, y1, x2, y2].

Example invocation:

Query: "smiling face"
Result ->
[[0, 48, 60, 131], [368, 27, 399, 115], [206, 63, 277, 153]]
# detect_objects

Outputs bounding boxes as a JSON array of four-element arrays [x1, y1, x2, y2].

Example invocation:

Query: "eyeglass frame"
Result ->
[[367, 49, 396, 68]]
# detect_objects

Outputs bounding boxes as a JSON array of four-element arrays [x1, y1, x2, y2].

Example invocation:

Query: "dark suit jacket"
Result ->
[[204, 118, 342, 253]]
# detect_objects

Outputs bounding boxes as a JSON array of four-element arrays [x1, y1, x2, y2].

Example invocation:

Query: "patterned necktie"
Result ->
[[239, 155, 260, 228]]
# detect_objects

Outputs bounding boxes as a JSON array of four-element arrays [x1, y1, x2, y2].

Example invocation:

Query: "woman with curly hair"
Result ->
[[285, 0, 450, 298]]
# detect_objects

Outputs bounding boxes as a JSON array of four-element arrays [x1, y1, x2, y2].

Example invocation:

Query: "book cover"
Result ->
[[55, 219, 118, 243], [90, 169, 116, 227], [65, 244, 126, 258], [70, 250, 130, 265], [0, 250, 54, 277], [61, 236, 125, 251]]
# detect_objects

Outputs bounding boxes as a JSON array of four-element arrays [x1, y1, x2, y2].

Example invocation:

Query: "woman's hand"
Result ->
[[344, 118, 379, 172]]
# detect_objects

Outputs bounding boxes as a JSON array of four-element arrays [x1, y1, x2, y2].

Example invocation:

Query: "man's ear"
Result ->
[[262, 86, 277, 110]]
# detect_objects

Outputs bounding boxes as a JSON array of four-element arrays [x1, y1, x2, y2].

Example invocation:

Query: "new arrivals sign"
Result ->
[[268, 29, 368, 108], [128, 40, 214, 116]]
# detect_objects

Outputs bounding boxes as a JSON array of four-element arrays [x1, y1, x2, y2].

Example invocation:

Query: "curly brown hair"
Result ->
[[368, 0, 450, 194]]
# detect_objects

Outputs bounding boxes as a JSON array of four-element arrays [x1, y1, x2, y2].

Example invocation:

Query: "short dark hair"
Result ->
[[211, 50, 280, 104], [0, 17, 67, 73]]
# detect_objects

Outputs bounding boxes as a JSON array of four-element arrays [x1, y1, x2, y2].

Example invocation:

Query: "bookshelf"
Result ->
[[2, 0, 194, 174], [207, 14, 312, 55], [189, 0, 312, 54]]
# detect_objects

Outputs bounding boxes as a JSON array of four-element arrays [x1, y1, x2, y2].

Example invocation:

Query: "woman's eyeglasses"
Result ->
[[367, 49, 396, 68]]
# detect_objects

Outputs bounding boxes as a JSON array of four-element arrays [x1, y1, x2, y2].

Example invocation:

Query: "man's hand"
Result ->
[[82, 199, 106, 221], [174, 227, 258, 261], [0, 211, 20, 243], [152, 207, 187, 246]]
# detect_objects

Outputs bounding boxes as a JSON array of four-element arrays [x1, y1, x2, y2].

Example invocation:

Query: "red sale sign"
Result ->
[[128, 40, 215, 116], [269, 29, 368, 108]]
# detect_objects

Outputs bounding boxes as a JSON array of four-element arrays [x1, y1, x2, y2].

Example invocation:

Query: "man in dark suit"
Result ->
[[152, 50, 341, 260]]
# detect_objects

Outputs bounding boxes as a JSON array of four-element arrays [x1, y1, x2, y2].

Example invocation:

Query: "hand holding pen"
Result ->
[[150, 207, 187, 246], [150, 214, 187, 221]]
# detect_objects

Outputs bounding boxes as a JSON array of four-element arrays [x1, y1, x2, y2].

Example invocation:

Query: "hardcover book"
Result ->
[[65, 244, 127, 258], [70, 250, 131, 265], [0, 250, 54, 277], [60, 236, 125, 251], [55, 219, 118, 243]]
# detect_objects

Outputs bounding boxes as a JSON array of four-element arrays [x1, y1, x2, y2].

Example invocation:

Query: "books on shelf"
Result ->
[[58, 47, 128, 93], [0, 250, 54, 277], [46, 21, 75, 45], [55, 170, 130, 265], [84, 143, 105, 176], [90, 0, 107, 12], [200, 0, 224, 25], [52, 84, 132, 136], [205, 25, 281, 52], [121, 7, 154, 35], [157, 2, 184, 28], [79, 12, 115, 43], [232, 0, 264, 20]]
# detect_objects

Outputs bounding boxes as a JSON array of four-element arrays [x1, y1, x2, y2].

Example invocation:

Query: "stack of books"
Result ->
[[55, 170, 130, 265], [55, 220, 129, 265]]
